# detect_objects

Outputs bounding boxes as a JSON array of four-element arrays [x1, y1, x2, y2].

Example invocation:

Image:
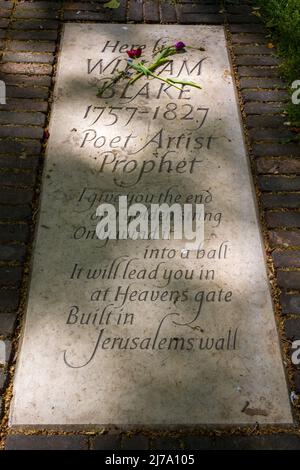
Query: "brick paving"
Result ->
[[0, 0, 300, 450]]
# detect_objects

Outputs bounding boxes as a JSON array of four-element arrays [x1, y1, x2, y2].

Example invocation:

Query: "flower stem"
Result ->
[[147, 71, 183, 91], [129, 58, 171, 84]]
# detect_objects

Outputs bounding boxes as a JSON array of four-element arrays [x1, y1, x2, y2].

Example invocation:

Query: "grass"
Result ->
[[255, 0, 300, 128]]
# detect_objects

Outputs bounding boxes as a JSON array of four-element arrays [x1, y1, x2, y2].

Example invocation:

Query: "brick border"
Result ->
[[0, 0, 299, 450]]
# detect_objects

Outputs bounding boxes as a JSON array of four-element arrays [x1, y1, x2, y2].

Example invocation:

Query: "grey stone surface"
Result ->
[[0, 368, 6, 392], [184, 434, 300, 450], [0, 340, 11, 365], [0, 341, 5, 364], [152, 437, 181, 450], [91, 435, 121, 450], [122, 435, 149, 450], [5, 435, 88, 450], [10, 25, 292, 426], [0, 313, 17, 336]]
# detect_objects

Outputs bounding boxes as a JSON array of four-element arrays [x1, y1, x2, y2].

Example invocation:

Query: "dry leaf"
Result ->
[[103, 0, 120, 9], [43, 129, 50, 140]]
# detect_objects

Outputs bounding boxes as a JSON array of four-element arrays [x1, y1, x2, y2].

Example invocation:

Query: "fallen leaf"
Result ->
[[43, 129, 50, 140], [103, 0, 120, 9]]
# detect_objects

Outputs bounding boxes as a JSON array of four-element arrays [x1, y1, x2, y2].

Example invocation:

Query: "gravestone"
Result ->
[[10, 24, 292, 426]]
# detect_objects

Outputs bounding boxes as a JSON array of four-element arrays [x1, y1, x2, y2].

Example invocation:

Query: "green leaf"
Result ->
[[128, 62, 150, 77], [103, 0, 120, 9], [157, 46, 175, 60]]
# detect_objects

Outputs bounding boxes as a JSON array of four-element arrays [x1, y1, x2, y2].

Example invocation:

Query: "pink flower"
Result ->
[[126, 47, 142, 59], [175, 41, 185, 51]]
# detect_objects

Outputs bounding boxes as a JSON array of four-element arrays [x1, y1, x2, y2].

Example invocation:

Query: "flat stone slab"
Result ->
[[10, 24, 292, 426]]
